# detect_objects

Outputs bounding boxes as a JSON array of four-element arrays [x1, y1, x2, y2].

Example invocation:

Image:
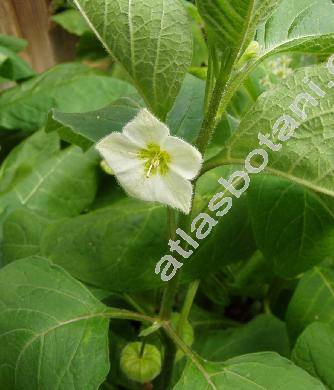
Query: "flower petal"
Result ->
[[117, 169, 193, 214], [162, 136, 203, 180], [123, 109, 170, 148], [95, 132, 142, 174]]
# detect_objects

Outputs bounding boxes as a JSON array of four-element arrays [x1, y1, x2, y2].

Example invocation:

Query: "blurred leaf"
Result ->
[[0, 45, 35, 81], [52, 9, 90, 36], [292, 322, 334, 388], [248, 176, 334, 278], [195, 314, 290, 360], [184, 2, 208, 67], [76, 32, 106, 60], [0, 256, 110, 389], [286, 267, 334, 342], [0, 63, 138, 131], [0, 34, 27, 52]]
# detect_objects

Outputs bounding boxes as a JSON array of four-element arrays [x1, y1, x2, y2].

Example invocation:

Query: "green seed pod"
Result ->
[[120, 342, 162, 384]]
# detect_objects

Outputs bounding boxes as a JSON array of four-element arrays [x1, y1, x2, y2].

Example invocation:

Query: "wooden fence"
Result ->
[[0, 0, 76, 73]]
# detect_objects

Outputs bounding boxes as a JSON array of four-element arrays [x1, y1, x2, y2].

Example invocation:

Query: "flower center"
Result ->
[[138, 143, 171, 178]]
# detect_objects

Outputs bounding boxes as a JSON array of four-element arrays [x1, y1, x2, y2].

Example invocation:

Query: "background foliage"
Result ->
[[1, 0, 334, 389]]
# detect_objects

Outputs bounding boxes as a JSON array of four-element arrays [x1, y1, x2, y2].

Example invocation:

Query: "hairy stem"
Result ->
[[159, 208, 178, 321], [157, 55, 256, 388], [157, 208, 179, 389], [195, 55, 235, 155], [104, 308, 157, 323]]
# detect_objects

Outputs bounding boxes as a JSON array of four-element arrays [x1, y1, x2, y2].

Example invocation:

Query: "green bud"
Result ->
[[120, 342, 162, 384], [237, 41, 260, 68]]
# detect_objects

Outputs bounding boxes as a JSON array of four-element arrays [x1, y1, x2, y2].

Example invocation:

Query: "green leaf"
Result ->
[[0, 256, 110, 389], [52, 9, 90, 36], [184, 2, 208, 67], [46, 97, 142, 150], [0, 34, 27, 52], [174, 352, 325, 389], [166, 74, 205, 144], [286, 267, 334, 342], [197, 0, 279, 60], [46, 73, 204, 150], [2, 209, 50, 263], [195, 314, 290, 361], [183, 166, 256, 281], [0, 45, 35, 81], [41, 198, 167, 292], [257, 0, 334, 59], [207, 64, 334, 198], [0, 63, 138, 131], [0, 146, 98, 220], [0, 130, 59, 194], [292, 322, 334, 388], [73, 0, 192, 119], [248, 176, 334, 278]]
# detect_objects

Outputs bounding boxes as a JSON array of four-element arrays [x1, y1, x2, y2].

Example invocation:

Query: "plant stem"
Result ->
[[163, 323, 216, 388], [195, 55, 235, 155], [177, 279, 200, 336], [123, 293, 148, 314], [139, 339, 146, 358], [104, 308, 157, 323], [159, 208, 178, 321], [157, 208, 179, 389]]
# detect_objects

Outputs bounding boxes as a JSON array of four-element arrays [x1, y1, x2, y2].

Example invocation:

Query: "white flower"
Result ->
[[95, 109, 202, 214]]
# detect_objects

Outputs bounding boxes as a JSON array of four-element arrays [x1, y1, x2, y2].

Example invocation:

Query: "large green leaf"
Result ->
[[174, 352, 325, 389], [46, 98, 142, 150], [0, 130, 59, 194], [248, 176, 334, 278], [2, 209, 50, 263], [46, 73, 205, 151], [257, 0, 334, 58], [73, 0, 192, 119], [207, 65, 334, 198], [197, 0, 279, 59], [292, 322, 334, 388], [195, 314, 290, 361], [0, 256, 110, 389], [166, 73, 205, 144], [0, 145, 98, 220], [286, 267, 334, 342], [0, 63, 137, 131], [41, 198, 167, 292]]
